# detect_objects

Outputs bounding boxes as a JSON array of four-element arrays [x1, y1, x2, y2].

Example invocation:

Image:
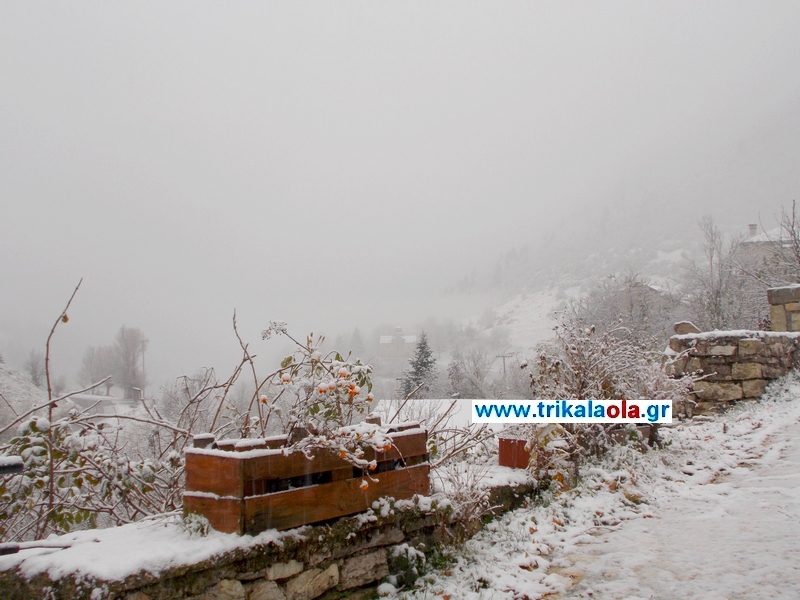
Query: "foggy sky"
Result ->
[[2, 2, 800, 388]]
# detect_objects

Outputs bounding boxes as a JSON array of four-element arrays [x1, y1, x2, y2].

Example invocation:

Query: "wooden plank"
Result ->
[[184, 495, 242, 534], [498, 438, 530, 470], [386, 422, 421, 433], [242, 463, 430, 533], [234, 435, 288, 452], [242, 431, 428, 481], [330, 467, 353, 482], [185, 452, 244, 497], [216, 435, 288, 452], [371, 430, 428, 463]]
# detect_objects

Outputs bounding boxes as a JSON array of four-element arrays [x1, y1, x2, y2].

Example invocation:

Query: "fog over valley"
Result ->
[[2, 2, 800, 396]]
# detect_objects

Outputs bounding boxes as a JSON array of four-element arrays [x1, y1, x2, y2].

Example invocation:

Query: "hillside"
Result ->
[[0, 364, 55, 441], [0, 364, 46, 416], [458, 232, 697, 358]]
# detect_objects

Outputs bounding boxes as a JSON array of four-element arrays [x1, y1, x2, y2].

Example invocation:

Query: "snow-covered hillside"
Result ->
[[0, 364, 47, 437], [460, 233, 700, 356], [0, 364, 76, 442], [465, 289, 564, 354]]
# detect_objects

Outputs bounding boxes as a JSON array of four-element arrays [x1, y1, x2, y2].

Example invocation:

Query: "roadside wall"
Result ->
[[0, 483, 537, 600], [667, 331, 800, 411]]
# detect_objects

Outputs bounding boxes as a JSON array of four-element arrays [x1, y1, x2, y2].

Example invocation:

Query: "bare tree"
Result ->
[[684, 216, 767, 330], [23, 350, 45, 387], [113, 326, 148, 399], [52, 375, 67, 397], [747, 200, 800, 286], [447, 347, 494, 399], [78, 345, 117, 395], [572, 270, 685, 349]]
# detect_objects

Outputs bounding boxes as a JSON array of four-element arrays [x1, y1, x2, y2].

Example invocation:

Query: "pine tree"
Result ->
[[350, 328, 365, 359], [401, 331, 437, 398]]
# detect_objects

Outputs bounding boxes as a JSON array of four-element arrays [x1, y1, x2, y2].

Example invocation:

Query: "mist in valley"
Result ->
[[2, 2, 800, 403]]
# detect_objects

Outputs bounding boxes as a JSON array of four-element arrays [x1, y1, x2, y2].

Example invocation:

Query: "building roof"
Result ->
[[743, 226, 787, 244], [379, 335, 417, 344]]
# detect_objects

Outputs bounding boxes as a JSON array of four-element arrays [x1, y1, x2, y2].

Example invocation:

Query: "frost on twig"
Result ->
[[261, 321, 288, 340]]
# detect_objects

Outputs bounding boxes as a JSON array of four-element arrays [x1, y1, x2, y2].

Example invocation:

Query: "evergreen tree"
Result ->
[[401, 331, 437, 398], [350, 328, 365, 359]]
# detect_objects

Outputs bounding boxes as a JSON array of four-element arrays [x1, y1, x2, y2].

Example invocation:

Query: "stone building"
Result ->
[[377, 327, 416, 362]]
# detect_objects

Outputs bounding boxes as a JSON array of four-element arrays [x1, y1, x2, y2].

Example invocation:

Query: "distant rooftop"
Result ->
[[743, 226, 787, 244], [379, 335, 417, 345]]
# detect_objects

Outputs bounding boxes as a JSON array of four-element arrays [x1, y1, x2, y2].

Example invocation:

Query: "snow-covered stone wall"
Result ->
[[0, 482, 537, 600], [768, 284, 800, 331], [667, 331, 800, 411]]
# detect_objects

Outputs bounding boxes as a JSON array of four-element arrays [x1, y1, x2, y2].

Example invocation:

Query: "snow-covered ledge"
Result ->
[[0, 475, 535, 600]]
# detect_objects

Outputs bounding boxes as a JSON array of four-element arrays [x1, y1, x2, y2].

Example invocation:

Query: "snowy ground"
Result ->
[[396, 376, 800, 600], [4, 373, 800, 599]]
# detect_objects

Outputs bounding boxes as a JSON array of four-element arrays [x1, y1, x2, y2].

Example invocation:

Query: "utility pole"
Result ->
[[141, 337, 148, 398], [496, 353, 514, 376]]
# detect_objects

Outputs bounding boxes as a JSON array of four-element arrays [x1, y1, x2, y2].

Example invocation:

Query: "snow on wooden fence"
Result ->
[[183, 424, 430, 534]]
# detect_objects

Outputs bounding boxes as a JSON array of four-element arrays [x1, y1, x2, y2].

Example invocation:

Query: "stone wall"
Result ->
[[0, 483, 537, 600], [768, 285, 800, 332], [667, 331, 800, 411]]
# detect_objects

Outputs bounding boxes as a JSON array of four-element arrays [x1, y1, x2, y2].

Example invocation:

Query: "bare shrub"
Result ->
[[517, 306, 690, 488]]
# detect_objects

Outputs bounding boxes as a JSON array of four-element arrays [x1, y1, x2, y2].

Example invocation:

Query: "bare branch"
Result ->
[[76, 413, 190, 436], [0, 377, 111, 438]]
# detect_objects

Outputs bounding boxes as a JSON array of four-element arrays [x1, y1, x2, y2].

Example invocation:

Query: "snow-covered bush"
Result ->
[[0, 290, 497, 541], [0, 413, 183, 540], [432, 459, 492, 527], [518, 307, 690, 487], [0, 305, 391, 540], [528, 307, 687, 402]]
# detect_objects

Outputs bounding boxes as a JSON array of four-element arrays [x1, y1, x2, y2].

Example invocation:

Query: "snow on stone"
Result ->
[[0, 514, 289, 583], [671, 329, 800, 341]]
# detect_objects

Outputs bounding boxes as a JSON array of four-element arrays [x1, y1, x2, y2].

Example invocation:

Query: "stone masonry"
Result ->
[[768, 284, 800, 332], [665, 285, 800, 409], [667, 331, 800, 411], [0, 484, 537, 600]]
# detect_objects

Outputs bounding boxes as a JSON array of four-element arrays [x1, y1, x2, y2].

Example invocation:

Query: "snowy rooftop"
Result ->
[[742, 226, 786, 244], [379, 335, 417, 344]]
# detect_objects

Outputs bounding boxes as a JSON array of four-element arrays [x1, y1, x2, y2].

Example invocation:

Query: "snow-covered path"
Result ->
[[400, 379, 800, 600], [561, 418, 800, 599]]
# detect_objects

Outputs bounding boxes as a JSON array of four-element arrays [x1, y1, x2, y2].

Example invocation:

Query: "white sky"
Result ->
[[2, 2, 800, 387]]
